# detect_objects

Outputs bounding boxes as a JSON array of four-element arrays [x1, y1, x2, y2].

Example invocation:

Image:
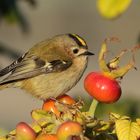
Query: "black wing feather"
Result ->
[[0, 54, 72, 85], [0, 53, 27, 76]]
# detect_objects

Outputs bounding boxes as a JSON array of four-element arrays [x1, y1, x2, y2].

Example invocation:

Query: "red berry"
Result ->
[[16, 122, 36, 140], [57, 121, 82, 140], [57, 94, 76, 105], [84, 72, 121, 103], [42, 99, 60, 116]]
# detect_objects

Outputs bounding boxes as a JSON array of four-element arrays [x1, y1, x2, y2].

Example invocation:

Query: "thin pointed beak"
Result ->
[[82, 51, 95, 56]]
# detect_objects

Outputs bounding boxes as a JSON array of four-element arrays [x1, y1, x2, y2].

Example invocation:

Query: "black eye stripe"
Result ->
[[68, 34, 87, 48]]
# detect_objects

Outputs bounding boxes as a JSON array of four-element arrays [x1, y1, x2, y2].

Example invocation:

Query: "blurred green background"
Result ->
[[0, 0, 140, 134]]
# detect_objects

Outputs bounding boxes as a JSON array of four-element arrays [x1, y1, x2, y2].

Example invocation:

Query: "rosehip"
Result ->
[[42, 99, 60, 116], [84, 72, 121, 103], [57, 121, 82, 140], [57, 94, 76, 105], [16, 122, 36, 140]]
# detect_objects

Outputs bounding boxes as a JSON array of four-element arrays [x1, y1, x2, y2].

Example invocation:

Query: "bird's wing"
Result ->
[[0, 52, 72, 85]]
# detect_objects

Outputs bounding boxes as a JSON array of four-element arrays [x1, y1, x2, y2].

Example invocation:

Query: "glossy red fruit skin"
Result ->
[[16, 122, 36, 140], [57, 94, 76, 105], [42, 99, 60, 116], [57, 121, 82, 140], [84, 72, 122, 103]]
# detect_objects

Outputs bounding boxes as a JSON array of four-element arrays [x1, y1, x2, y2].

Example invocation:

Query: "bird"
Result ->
[[0, 34, 94, 100]]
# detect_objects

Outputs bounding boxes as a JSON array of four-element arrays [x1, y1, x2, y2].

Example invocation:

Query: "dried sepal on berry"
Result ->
[[98, 37, 121, 73], [99, 37, 139, 79]]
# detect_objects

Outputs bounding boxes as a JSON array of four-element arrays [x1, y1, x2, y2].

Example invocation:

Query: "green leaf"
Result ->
[[31, 109, 56, 128], [97, 0, 132, 19], [31, 109, 50, 121], [0, 128, 8, 137], [115, 119, 140, 140]]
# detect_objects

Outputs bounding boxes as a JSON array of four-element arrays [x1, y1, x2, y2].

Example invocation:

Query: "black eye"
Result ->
[[73, 49, 79, 54]]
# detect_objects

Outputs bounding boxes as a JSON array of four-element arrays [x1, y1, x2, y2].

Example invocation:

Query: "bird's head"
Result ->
[[51, 33, 94, 59]]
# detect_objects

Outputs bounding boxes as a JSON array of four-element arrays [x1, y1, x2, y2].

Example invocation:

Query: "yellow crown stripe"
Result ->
[[72, 34, 87, 46]]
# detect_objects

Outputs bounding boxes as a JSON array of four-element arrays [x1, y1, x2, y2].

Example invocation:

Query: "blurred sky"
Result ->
[[0, 0, 140, 130]]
